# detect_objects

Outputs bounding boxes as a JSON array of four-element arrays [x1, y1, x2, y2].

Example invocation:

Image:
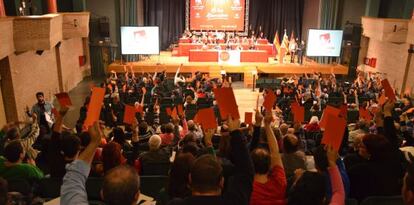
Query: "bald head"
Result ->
[[149, 135, 161, 150], [102, 165, 140, 205]]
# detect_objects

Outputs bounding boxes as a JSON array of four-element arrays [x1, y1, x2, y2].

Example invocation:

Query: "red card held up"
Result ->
[[319, 105, 341, 129], [195, 108, 217, 130], [359, 107, 372, 121], [244, 112, 253, 125], [55, 92, 72, 107], [378, 94, 387, 106], [321, 113, 347, 151], [51, 108, 59, 117], [291, 105, 305, 123], [339, 104, 348, 119], [135, 104, 143, 114], [213, 87, 240, 120], [171, 107, 178, 119], [84, 87, 105, 128], [381, 79, 396, 101], [166, 107, 172, 116], [123, 105, 136, 125], [263, 90, 276, 111], [177, 104, 184, 116]]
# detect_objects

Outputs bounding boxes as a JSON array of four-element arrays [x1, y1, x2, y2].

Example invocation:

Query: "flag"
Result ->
[[273, 31, 281, 53], [281, 29, 289, 49]]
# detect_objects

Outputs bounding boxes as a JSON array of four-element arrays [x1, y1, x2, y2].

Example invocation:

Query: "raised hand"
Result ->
[[59, 106, 70, 117], [204, 128, 216, 147], [254, 109, 263, 126], [325, 144, 338, 167], [227, 115, 240, 132], [88, 122, 102, 146], [263, 111, 273, 127], [31, 113, 38, 123]]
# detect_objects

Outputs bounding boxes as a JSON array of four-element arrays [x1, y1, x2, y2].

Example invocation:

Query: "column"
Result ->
[[47, 0, 58, 13], [0, 0, 6, 17]]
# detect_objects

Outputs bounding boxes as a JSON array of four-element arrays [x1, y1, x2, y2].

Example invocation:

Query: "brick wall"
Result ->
[[0, 38, 90, 122], [7, 49, 60, 121], [366, 38, 414, 93], [59, 37, 87, 92]]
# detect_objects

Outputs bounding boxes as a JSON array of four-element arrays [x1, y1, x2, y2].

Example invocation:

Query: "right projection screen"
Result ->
[[306, 29, 343, 57]]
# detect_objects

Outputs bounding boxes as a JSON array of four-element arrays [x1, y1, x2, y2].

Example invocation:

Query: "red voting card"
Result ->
[[381, 79, 396, 101], [321, 113, 347, 151], [51, 108, 59, 117], [244, 112, 253, 125], [123, 105, 136, 125], [177, 104, 184, 116], [171, 107, 178, 119], [339, 104, 348, 119], [84, 87, 105, 128], [263, 90, 276, 111], [378, 94, 387, 106], [166, 107, 172, 116], [359, 107, 372, 121], [194, 108, 217, 130], [371, 107, 380, 114], [319, 105, 341, 129], [135, 104, 143, 114], [291, 104, 305, 123], [213, 87, 240, 120], [55, 92, 72, 107]]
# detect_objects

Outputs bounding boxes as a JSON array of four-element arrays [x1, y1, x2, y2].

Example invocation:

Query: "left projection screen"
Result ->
[[121, 26, 160, 55], [190, 0, 246, 31]]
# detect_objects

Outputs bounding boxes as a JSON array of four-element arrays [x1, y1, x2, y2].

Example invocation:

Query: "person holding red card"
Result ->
[[26, 92, 55, 134]]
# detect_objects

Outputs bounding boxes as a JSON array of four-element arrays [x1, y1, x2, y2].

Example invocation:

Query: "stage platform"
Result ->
[[107, 51, 349, 87]]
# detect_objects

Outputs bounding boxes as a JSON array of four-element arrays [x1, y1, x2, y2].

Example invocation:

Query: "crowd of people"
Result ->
[[0, 65, 413, 205]]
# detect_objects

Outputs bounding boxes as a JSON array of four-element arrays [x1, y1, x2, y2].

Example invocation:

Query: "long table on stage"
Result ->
[[178, 43, 274, 56], [189, 50, 218, 62], [188, 50, 269, 63]]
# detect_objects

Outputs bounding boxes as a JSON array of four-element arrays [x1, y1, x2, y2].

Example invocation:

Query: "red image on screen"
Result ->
[[190, 0, 246, 31]]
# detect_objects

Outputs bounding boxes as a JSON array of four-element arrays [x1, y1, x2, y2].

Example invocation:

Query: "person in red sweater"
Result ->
[[304, 116, 321, 132], [250, 111, 287, 205]]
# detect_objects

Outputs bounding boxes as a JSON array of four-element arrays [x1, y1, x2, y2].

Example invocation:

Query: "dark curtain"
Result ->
[[144, 0, 186, 50], [121, 0, 139, 61], [249, 0, 304, 42]]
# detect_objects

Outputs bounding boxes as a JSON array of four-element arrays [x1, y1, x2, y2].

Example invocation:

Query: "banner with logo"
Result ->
[[218, 50, 240, 65]]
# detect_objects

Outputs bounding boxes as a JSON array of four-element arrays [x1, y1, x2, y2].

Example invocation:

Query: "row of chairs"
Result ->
[[9, 177, 403, 205], [35, 175, 168, 201], [346, 196, 403, 205]]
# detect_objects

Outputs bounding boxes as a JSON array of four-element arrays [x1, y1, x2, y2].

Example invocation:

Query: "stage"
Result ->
[[107, 51, 349, 87]]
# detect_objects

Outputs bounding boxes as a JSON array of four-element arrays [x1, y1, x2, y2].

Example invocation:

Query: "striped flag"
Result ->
[[273, 31, 281, 53], [281, 29, 289, 49]]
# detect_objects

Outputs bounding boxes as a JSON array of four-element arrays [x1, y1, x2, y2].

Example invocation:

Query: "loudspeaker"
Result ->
[[342, 23, 362, 78], [99, 17, 110, 38]]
